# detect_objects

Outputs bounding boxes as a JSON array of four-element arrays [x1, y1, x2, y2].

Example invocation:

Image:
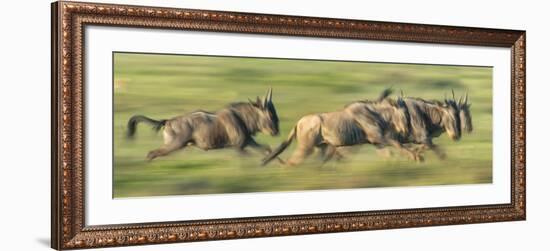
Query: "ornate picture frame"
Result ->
[[51, 1, 526, 249]]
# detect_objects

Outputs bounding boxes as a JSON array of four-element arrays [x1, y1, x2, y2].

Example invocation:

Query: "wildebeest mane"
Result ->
[[226, 102, 262, 134], [405, 97, 459, 110]]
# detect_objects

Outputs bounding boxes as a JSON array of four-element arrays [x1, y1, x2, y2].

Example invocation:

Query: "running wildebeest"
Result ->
[[127, 88, 280, 161], [342, 91, 469, 161], [395, 90, 464, 160], [347, 90, 466, 161], [334, 90, 467, 161], [261, 89, 421, 166]]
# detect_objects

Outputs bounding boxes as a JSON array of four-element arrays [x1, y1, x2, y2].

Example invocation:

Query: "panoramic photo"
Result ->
[[113, 52, 492, 198]]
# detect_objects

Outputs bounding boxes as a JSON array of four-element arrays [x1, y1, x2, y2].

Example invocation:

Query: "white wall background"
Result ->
[[0, 0, 547, 250]]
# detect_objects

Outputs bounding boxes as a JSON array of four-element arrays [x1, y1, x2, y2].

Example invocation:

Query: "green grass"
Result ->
[[113, 53, 493, 198]]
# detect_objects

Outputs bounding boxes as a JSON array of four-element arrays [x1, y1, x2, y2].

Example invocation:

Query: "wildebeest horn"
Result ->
[[451, 89, 456, 101], [256, 96, 263, 107], [263, 87, 272, 107], [464, 91, 469, 105]]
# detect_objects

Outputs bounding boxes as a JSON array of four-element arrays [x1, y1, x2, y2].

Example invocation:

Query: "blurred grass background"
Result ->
[[113, 52, 492, 198]]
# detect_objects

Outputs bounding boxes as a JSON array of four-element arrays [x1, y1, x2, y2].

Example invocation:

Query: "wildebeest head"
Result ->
[[250, 88, 279, 136], [458, 92, 473, 133], [440, 91, 462, 141]]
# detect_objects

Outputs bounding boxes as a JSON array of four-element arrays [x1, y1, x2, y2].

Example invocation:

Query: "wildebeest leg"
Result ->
[[146, 129, 189, 161], [432, 145, 446, 160], [246, 138, 272, 155], [386, 138, 421, 161], [321, 144, 338, 163], [287, 145, 313, 166], [288, 129, 317, 166], [333, 149, 345, 161], [360, 125, 419, 161], [422, 141, 446, 160], [287, 131, 317, 166], [246, 138, 286, 164], [285, 115, 322, 166], [331, 146, 358, 161], [318, 144, 329, 160], [404, 144, 426, 161], [319, 145, 344, 161], [235, 139, 262, 158], [233, 133, 252, 156], [146, 142, 184, 161], [352, 116, 418, 161], [235, 147, 251, 156], [375, 146, 393, 159]]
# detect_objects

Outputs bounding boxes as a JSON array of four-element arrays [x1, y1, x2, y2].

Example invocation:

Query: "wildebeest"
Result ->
[[403, 91, 472, 159], [127, 88, 280, 161], [399, 94, 462, 159], [343, 90, 467, 161], [338, 90, 468, 161], [261, 89, 420, 166], [263, 88, 470, 166]]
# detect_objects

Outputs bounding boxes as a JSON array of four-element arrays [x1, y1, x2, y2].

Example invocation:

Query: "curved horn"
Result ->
[[451, 89, 456, 101], [263, 87, 272, 106], [465, 90, 469, 105]]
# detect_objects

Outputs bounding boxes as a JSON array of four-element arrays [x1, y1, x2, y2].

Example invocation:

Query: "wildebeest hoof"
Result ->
[[276, 157, 287, 165], [146, 151, 157, 161]]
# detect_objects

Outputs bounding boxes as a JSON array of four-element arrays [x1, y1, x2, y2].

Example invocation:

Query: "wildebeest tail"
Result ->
[[261, 126, 296, 166], [127, 115, 167, 139]]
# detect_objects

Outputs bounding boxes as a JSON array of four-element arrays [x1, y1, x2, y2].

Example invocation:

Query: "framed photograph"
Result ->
[[51, 1, 526, 249]]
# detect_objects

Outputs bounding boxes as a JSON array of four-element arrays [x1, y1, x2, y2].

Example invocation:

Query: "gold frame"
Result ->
[[51, 1, 526, 249]]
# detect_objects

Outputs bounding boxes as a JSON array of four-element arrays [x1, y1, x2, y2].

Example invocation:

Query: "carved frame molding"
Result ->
[[51, 1, 526, 249]]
